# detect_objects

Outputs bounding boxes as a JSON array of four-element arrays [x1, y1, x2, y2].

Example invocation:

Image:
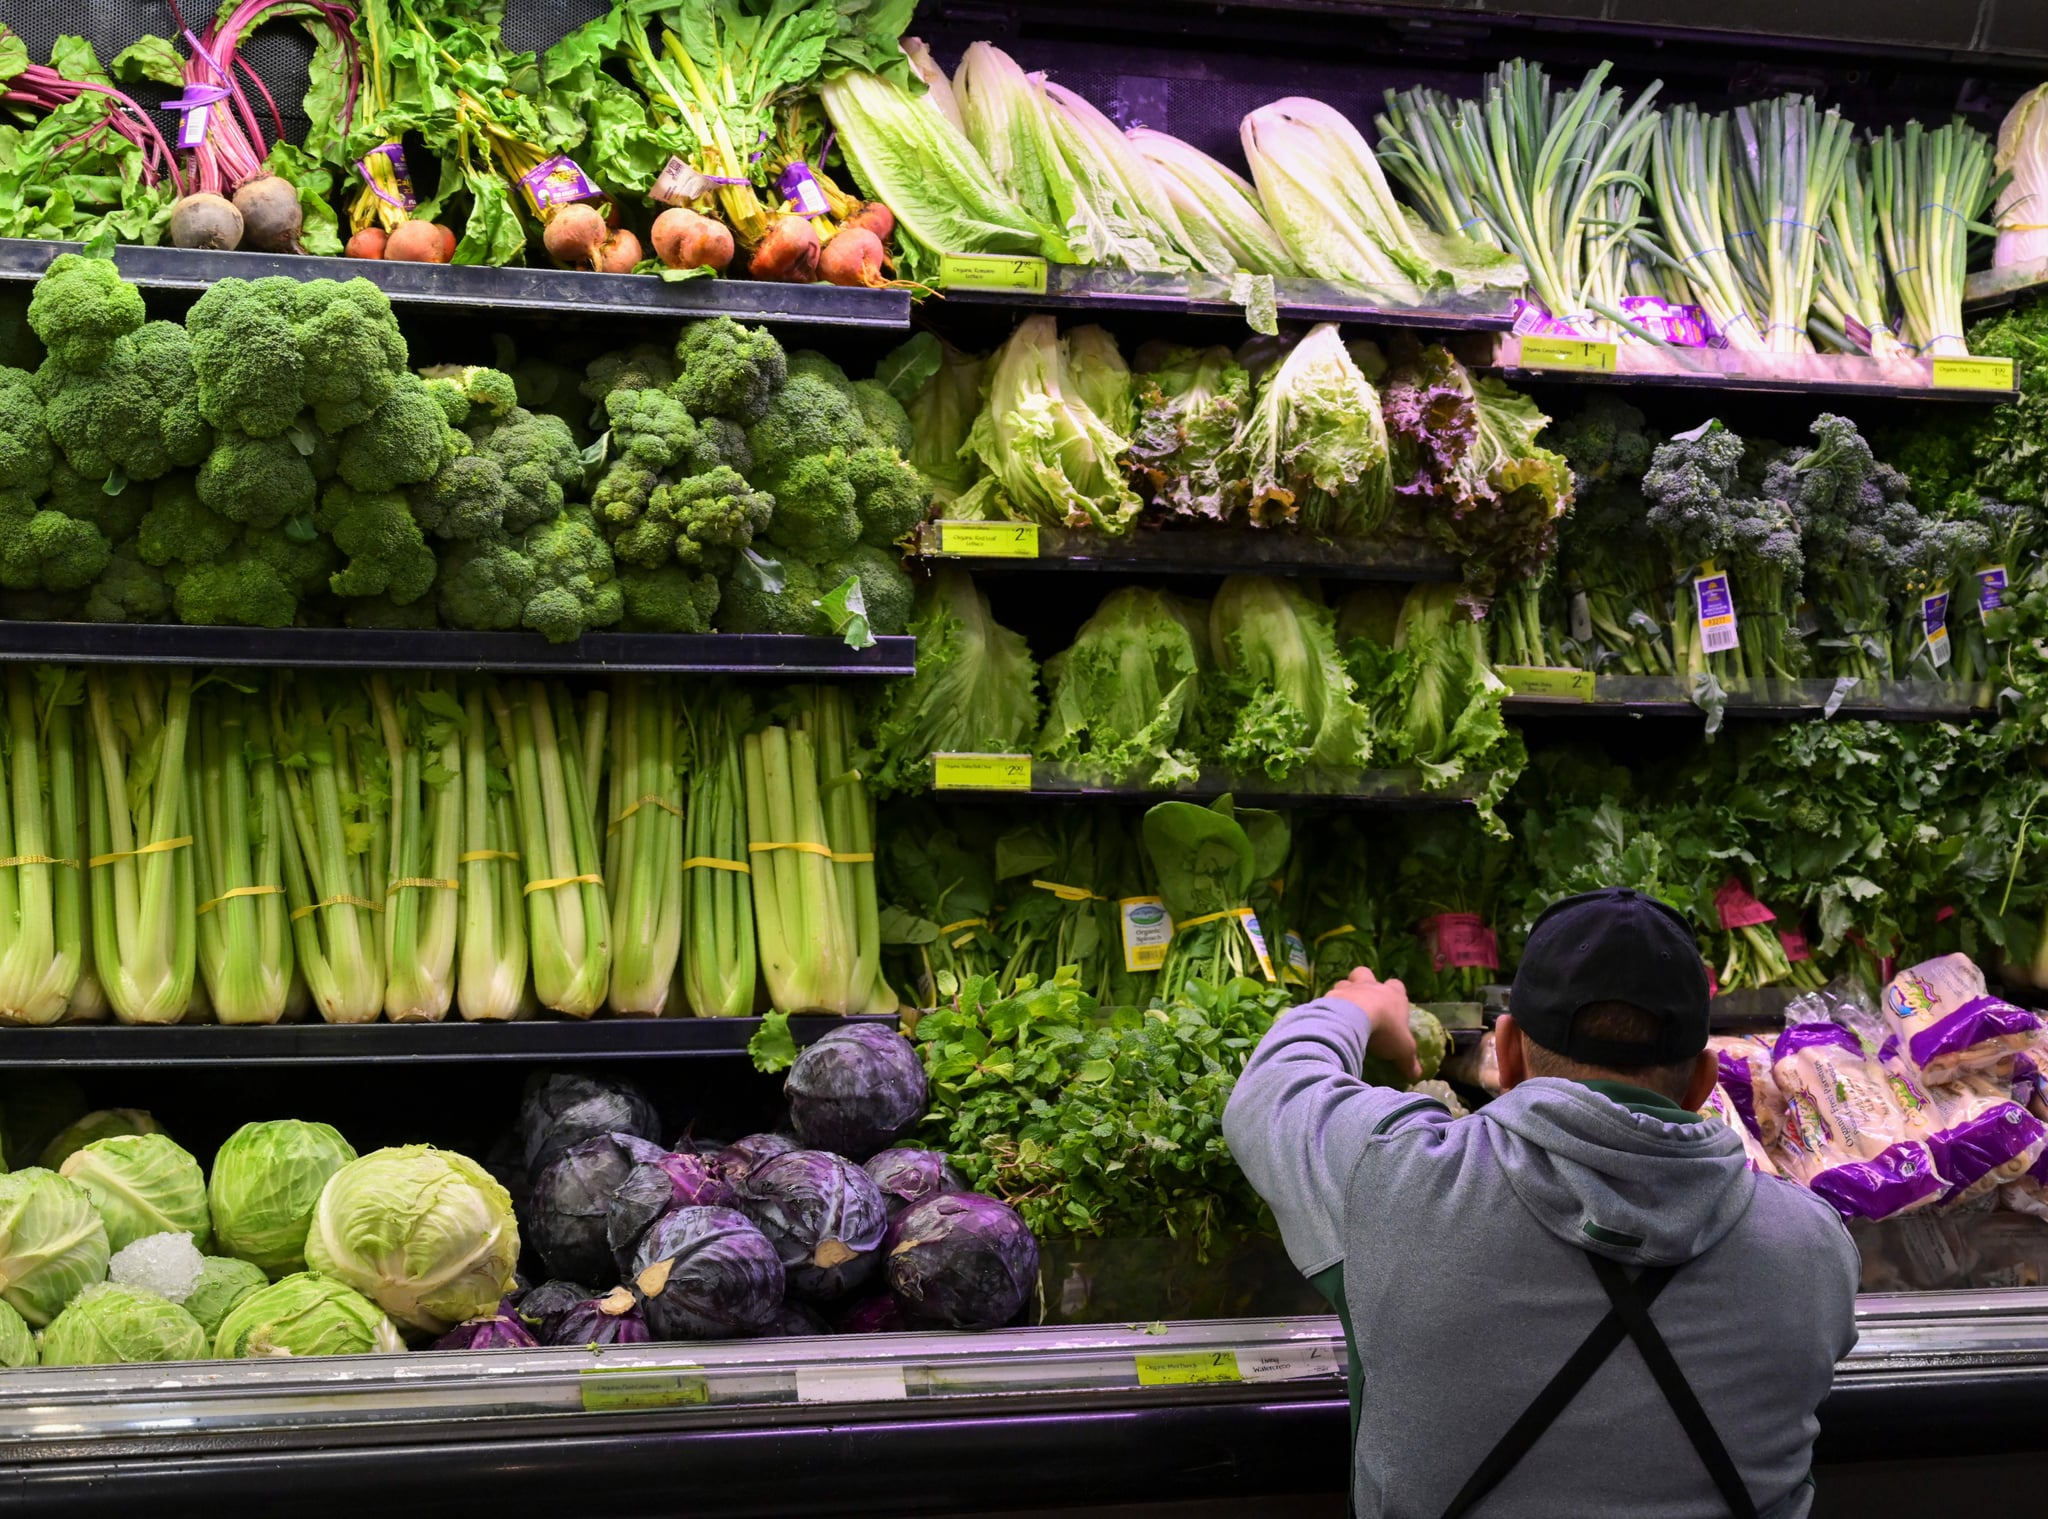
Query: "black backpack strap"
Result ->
[[1588, 1253, 1760, 1519], [1437, 1263, 1679, 1519]]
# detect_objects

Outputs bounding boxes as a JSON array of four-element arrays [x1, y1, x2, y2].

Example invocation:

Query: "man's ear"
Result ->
[[1495, 1014, 1527, 1092], [1682, 1047, 1719, 1112]]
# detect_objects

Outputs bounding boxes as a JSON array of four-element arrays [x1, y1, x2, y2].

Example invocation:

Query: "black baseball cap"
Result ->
[[1510, 888, 1710, 1066]]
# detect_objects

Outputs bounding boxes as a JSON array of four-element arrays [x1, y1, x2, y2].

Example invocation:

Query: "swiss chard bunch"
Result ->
[[915, 968, 1291, 1255]]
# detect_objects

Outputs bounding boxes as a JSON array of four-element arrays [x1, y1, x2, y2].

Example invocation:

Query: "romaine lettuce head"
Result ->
[[885, 1191, 1039, 1330], [629, 1206, 785, 1340], [213, 1271, 405, 1358], [208, 1120, 358, 1276], [58, 1133, 210, 1253], [304, 1146, 519, 1334], [786, 1025, 929, 1161], [0, 1167, 109, 1325], [0, 1297, 35, 1366], [1237, 325, 1391, 536], [182, 1255, 268, 1338], [40, 1282, 207, 1365], [735, 1151, 889, 1303], [1037, 586, 1210, 787], [1205, 575, 1374, 778]]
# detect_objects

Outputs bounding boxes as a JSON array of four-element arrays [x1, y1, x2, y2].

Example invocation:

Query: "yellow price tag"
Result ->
[[938, 253, 1049, 294], [579, 1367, 710, 1411], [1497, 665, 1595, 699], [1930, 355, 2016, 392], [1518, 335, 1618, 373], [936, 521, 1040, 559], [932, 753, 1033, 791], [1136, 1350, 1242, 1387]]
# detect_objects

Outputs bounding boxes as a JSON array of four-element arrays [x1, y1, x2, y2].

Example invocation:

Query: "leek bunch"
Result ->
[[491, 680, 609, 1018], [190, 680, 291, 1026], [680, 689, 756, 1019], [373, 677, 463, 1023], [274, 675, 386, 1025], [605, 676, 684, 1016], [0, 668, 85, 1027], [86, 669, 197, 1025]]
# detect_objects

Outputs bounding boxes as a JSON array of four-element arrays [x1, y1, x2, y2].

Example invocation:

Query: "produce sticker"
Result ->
[[1120, 896, 1174, 973], [1237, 909, 1278, 982], [1714, 877, 1776, 931], [579, 1366, 710, 1411], [1779, 927, 1811, 963], [1976, 565, 2007, 614], [1135, 1350, 1242, 1387], [932, 753, 1032, 791], [1921, 591, 1951, 668], [520, 155, 601, 212], [1517, 335, 1619, 374], [1420, 913, 1498, 972], [1282, 930, 1311, 986], [938, 253, 1050, 294], [1694, 570, 1739, 654], [934, 521, 1039, 559]]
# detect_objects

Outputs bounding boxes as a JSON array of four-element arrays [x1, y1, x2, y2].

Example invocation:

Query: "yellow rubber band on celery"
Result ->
[[682, 857, 751, 875], [523, 873, 604, 896], [291, 894, 382, 922], [197, 884, 284, 916], [459, 850, 521, 864], [0, 855, 78, 870], [88, 836, 192, 868], [387, 877, 458, 896], [748, 841, 833, 858], [607, 794, 684, 834]]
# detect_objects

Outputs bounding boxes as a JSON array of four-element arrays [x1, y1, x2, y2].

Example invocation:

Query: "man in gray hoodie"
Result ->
[[1224, 887, 1860, 1519]]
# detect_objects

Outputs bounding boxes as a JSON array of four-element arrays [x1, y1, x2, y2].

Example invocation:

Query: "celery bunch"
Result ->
[[0, 668, 85, 1026]]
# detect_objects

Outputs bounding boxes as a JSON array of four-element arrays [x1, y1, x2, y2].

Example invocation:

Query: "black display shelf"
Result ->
[[1499, 673, 1993, 721], [0, 239, 910, 330], [1473, 334, 2019, 402], [914, 522, 1458, 581], [0, 622, 916, 676], [931, 764, 1489, 809], [0, 1014, 894, 1068], [933, 264, 1517, 331]]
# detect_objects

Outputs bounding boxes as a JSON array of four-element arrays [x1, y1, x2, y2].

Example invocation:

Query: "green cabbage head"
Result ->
[[38, 1108, 164, 1170], [60, 1133, 212, 1253], [39, 1282, 208, 1365], [183, 1255, 269, 1339], [213, 1272, 405, 1358], [209, 1120, 358, 1275], [303, 1146, 519, 1334], [0, 1298, 35, 1366], [0, 1167, 109, 1325]]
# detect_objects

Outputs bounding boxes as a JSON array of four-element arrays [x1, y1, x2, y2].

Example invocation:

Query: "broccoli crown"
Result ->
[[605, 386, 698, 472], [715, 551, 824, 635], [686, 415, 751, 478], [337, 372, 466, 493], [617, 563, 722, 633], [293, 279, 409, 433], [424, 365, 519, 430], [818, 542, 914, 637], [519, 508, 623, 642], [138, 475, 240, 568], [1551, 393, 1655, 486], [1642, 422, 1801, 579], [84, 543, 171, 623], [673, 318, 787, 425], [35, 321, 210, 486], [764, 449, 861, 556], [0, 365, 55, 494], [785, 350, 854, 392], [619, 466, 774, 571], [45, 460, 146, 543], [197, 429, 319, 529], [846, 445, 931, 548], [474, 407, 582, 532], [185, 277, 309, 438], [171, 556, 297, 628], [592, 464, 660, 536], [314, 483, 437, 605], [28, 254, 145, 371], [581, 345, 678, 416], [745, 374, 869, 484], [412, 453, 507, 540], [242, 522, 339, 600], [0, 490, 110, 592], [437, 533, 536, 632], [851, 378, 915, 456]]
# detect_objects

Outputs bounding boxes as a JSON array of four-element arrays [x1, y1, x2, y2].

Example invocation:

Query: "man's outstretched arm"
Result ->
[[1223, 969, 1452, 1276]]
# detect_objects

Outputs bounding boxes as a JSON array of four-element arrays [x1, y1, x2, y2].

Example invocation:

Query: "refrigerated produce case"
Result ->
[[7, 0, 2048, 1514]]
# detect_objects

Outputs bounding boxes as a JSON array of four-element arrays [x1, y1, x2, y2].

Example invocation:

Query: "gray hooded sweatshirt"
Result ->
[[1224, 998, 1860, 1519]]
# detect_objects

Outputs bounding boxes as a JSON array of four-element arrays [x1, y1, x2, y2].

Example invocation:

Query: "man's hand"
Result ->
[[1329, 967, 1422, 1082]]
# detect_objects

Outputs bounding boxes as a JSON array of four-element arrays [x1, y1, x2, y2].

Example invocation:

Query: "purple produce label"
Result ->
[[1906, 994, 2043, 1070], [1977, 565, 2008, 613], [1774, 1022, 1864, 1063], [1935, 1103, 2046, 1197], [520, 155, 600, 210], [355, 144, 417, 212], [164, 84, 230, 150], [778, 161, 831, 218], [1807, 1141, 1945, 1221]]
